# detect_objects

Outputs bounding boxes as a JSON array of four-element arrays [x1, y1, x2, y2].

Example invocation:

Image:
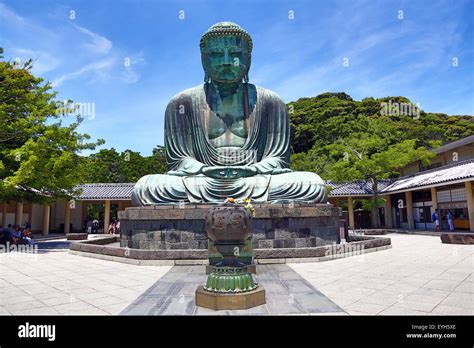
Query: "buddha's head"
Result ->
[[200, 22, 252, 83]]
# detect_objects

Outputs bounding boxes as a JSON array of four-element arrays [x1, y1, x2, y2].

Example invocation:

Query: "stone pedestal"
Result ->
[[195, 285, 266, 310], [118, 202, 341, 253]]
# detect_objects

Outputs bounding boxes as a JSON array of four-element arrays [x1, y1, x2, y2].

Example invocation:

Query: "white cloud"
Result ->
[[121, 53, 145, 84], [255, 0, 467, 108], [0, 2, 25, 24], [52, 58, 115, 87], [0, 2, 123, 86], [10, 48, 61, 75], [74, 24, 113, 55]]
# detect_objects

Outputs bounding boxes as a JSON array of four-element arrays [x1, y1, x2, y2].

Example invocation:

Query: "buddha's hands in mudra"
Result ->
[[202, 165, 258, 179]]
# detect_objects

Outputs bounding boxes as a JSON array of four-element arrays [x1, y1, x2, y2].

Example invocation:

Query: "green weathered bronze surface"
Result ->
[[203, 204, 257, 294], [132, 22, 327, 204], [204, 266, 257, 293]]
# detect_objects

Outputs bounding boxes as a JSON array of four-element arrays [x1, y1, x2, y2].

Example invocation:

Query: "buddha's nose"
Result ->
[[223, 50, 232, 65]]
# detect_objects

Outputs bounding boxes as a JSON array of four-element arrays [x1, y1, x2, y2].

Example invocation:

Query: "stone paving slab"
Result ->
[[0, 240, 171, 315], [290, 233, 474, 315], [1, 233, 472, 316], [121, 264, 345, 315]]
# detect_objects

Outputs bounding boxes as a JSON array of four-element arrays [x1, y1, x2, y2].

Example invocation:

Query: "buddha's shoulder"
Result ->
[[254, 85, 286, 104], [168, 84, 205, 105]]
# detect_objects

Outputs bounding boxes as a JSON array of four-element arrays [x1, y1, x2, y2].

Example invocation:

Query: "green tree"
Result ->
[[326, 117, 435, 228], [81, 145, 167, 183], [289, 92, 474, 176], [0, 50, 103, 203]]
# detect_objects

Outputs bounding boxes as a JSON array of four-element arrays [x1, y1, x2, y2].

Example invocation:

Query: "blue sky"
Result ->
[[1, 0, 473, 155]]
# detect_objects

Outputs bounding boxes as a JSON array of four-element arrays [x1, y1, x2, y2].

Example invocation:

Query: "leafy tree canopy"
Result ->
[[0, 49, 103, 203], [80, 146, 167, 183], [289, 92, 473, 178]]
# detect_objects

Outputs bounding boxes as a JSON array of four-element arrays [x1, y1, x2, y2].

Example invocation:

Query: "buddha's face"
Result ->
[[203, 35, 250, 83]]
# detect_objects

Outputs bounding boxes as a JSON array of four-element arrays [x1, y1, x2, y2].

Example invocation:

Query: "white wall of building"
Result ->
[[51, 199, 65, 232], [51, 199, 83, 232], [5, 213, 15, 227], [71, 201, 83, 232]]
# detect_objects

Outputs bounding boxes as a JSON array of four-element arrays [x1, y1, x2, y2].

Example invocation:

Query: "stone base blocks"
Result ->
[[118, 202, 342, 250]]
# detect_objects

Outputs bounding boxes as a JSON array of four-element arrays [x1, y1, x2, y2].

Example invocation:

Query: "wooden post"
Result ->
[[405, 191, 414, 230], [64, 200, 71, 234], [15, 201, 23, 226], [384, 194, 393, 228], [465, 181, 474, 232], [431, 187, 438, 212], [347, 196, 355, 230], [42, 204, 50, 236], [104, 200, 111, 234]]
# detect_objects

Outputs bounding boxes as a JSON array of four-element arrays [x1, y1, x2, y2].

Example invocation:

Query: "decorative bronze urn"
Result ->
[[203, 203, 257, 293], [205, 203, 252, 267], [195, 202, 266, 309]]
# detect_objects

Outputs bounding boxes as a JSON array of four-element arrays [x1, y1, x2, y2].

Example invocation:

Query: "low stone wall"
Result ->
[[119, 203, 341, 250], [440, 233, 474, 244], [354, 229, 387, 235], [71, 235, 118, 245], [66, 233, 88, 240], [69, 234, 391, 262]]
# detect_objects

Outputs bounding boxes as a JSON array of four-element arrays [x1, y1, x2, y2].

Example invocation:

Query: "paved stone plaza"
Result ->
[[0, 234, 472, 315], [291, 234, 474, 315], [121, 264, 344, 315]]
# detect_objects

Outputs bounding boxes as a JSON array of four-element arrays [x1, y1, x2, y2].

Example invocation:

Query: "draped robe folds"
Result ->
[[131, 83, 327, 205]]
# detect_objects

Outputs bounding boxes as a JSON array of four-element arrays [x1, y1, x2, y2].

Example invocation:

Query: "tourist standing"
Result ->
[[432, 211, 440, 232], [91, 219, 99, 234], [86, 219, 92, 234], [108, 219, 116, 234], [447, 210, 455, 232]]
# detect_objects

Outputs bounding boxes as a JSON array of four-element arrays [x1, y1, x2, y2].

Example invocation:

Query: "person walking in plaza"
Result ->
[[447, 210, 455, 232], [432, 211, 440, 232]]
